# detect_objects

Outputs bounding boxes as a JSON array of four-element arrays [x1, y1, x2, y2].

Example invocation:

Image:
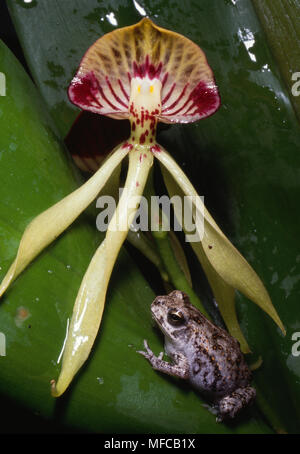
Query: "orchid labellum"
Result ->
[[0, 18, 285, 397]]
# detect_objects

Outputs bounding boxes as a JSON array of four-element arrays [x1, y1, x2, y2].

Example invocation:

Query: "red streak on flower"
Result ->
[[150, 144, 161, 153], [133, 55, 163, 79], [141, 109, 145, 127], [69, 72, 103, 109], [139, 132, 146, 144], [122, 142, 133, 150], [118, 79, 129, 101], [161, 72, 169, 87], [165, 83, 189, 111], [162, 81, 220, 119], [162, 83, 175, 105], [187, 81, 220, 116], [106, 76, 128, 108]]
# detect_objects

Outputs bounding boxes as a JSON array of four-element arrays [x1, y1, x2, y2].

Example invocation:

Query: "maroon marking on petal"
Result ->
[[149, 61, 162, 79], [181, 99, 198, 116], [150, 119, 156, 131], [94, 77, 120, 111], [122, 141, 133, 150], [150, 144, 161, 153], [162, 81, 220, 119], [163, 95, 191, 117], [188, 81, 220, 116], [132, 122, 136, 131], [136, 181, 140, 187], [106, 76, 128, 108], [162, 83, 176, 105], [139, 133, 146, 144], [118, 79, 129, 101], [69, 72, 103, 109], [182, 105, 199, 116], [162, 72, 169, 87], [164, 83, 189, 111], [133, 55, 163, 80], [133, 61, 141, 78]]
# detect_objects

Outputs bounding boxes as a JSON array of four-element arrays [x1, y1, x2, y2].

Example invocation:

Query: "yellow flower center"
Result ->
[[129, 77, 162, 146]]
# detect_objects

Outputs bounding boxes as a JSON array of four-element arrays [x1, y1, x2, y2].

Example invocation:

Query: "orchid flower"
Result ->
[[0, 18, 285, 397]]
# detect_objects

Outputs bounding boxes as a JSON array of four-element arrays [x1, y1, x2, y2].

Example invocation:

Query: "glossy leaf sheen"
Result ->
[[5, 0, 300, 433], [0, 38, 269, 434]]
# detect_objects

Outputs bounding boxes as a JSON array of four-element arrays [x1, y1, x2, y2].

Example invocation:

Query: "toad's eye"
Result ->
[[167, 310, 185, 326]]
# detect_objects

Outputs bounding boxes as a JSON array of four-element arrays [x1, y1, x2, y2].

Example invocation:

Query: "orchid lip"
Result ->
[[68, 18, 221, 124]]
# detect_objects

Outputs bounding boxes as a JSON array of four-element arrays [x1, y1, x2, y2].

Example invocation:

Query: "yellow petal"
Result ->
[[169, 231, 193, 288], [52, 146, 153, 396], [157, 147, 285, 335], [161, 166, 251, 351], [0, 144, 129, 298], [192, 242, 251, 353]]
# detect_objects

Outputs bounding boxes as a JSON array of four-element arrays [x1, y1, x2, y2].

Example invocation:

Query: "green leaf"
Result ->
[[0, 40, 271, 434], [5, 0, 300, 433], [252, 0, 300, 121]]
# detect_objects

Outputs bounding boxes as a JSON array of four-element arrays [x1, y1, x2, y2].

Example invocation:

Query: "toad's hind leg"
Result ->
[[217, 386, 256, 422]]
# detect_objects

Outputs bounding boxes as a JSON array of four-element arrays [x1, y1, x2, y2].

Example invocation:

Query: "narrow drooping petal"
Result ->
[[161, 166, 251, 352], [191, 244, 251, 353], [68, 18, 220, 124], [0, 145, 129, 297], [156, 146, 285, 335], [51, 146, 153, 396]]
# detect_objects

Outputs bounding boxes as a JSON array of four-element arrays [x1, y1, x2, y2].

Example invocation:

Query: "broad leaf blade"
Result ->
[[0, 39, 271, 434], [6, 0, 300, 433]]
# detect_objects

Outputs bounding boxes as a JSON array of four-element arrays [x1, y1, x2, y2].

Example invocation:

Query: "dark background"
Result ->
[[1, 2, 26, 66]]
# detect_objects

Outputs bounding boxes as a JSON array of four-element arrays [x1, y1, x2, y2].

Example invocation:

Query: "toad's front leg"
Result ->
[[138, 340, 189, 379]]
